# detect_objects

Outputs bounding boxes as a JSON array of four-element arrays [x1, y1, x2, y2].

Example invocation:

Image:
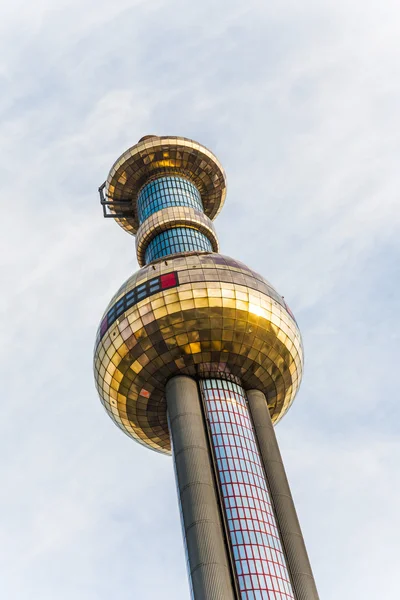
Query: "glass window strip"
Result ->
[[137, 176, 203, 223], [200, 379, 295, 600], [145, 227, 213, 263]]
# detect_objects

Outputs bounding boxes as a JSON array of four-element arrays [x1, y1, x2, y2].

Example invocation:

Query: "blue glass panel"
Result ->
[[137, 176, 203, 223], [145, 227, 212, 263]]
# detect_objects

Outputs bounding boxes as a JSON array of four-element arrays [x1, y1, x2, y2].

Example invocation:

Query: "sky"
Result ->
[[0, 0, 399, 598]]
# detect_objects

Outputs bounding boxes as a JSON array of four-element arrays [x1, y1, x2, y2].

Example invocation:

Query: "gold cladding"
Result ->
[[105, 136, 227, 235], [93, 253, 303, 455]]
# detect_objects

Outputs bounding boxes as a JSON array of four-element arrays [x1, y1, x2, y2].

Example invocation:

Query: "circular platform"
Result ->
[[94, 253, 304, 454], [105, 136, 227, 235]]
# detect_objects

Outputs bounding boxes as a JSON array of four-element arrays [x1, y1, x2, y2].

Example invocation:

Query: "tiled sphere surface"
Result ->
[[93, 253, 304, 454], [105, 136, 227, 235]]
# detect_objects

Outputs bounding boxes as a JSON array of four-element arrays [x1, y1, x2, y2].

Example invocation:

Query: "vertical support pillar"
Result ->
[[166, 375, 237, 600], [247, 389, 320, 600]]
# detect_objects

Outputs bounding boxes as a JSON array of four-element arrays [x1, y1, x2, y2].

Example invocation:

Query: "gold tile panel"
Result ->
[[105, 136, 227, 235], [135, 206, 219, 266], [94, 253, 303, 455]]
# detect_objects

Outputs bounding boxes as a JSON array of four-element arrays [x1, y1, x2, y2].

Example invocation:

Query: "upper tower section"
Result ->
[[95, 135, 304, 453], [99, 136, 226, 265]]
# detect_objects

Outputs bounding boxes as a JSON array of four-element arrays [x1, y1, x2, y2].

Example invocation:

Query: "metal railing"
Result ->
[[98, 182, 135, 219]]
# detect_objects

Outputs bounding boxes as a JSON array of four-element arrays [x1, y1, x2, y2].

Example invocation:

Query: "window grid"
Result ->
[[145, 227, 212, 263], [200, 379, 295, 600], [96, 271, 180, 347], [138, 176, 203, 223]]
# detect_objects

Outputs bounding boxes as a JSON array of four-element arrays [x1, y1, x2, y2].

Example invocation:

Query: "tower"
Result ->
[[94, 135, 319, 600]]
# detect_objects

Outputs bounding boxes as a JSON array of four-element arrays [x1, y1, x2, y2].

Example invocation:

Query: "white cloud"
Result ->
[[0, 0, 399, 598]]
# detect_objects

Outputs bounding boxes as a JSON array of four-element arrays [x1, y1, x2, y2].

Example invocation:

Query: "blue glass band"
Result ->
[[145, 227, 212, 263], [138, 176, 203, 223]]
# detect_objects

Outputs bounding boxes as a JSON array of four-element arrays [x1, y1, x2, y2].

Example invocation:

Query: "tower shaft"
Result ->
[[168, 377, 319, 600]]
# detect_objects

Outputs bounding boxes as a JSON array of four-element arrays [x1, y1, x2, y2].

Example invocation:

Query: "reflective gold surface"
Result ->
[[94, 253, 303, 454], [105, 136, 227, 235], [136, 206, 219, 266]]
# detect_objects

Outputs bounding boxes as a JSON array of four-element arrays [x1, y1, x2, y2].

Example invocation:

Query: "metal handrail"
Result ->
[[98, 182, 135, 219]]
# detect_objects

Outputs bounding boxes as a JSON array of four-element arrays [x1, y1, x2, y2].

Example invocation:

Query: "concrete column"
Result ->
[[166, 375, 237, 600], [247, 389, 320, 600]]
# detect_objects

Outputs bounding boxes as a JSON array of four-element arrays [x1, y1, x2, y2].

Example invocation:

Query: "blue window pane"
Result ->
[[145, 227, 212, 263], [137, 176, 203, 223]]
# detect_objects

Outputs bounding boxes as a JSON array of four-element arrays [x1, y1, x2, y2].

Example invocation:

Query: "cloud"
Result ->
[[0, 1, 399, 598]]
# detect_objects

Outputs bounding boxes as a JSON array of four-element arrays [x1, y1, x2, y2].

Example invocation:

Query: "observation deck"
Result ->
[[99, 135, 227, 235]]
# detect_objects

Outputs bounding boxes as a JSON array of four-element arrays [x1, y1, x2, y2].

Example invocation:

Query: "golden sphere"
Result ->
[[94, 253, 303, 454]]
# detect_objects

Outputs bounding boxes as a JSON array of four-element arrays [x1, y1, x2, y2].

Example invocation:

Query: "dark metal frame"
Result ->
[[98, 182, 135, 219]]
